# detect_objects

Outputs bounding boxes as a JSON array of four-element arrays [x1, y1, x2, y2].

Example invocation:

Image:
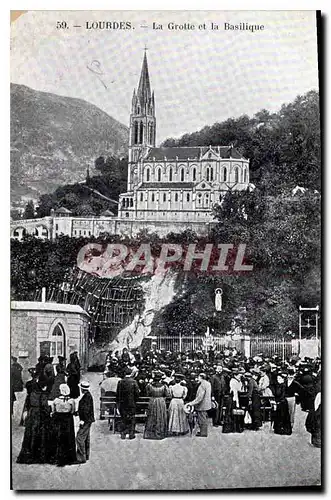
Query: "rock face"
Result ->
[[11, 83, 129, 203]]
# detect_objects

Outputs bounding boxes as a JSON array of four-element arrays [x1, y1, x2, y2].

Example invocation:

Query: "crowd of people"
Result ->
[[13, 353, 95, 466], [12, 343, 321, 468], [101, 345, 321, 445]]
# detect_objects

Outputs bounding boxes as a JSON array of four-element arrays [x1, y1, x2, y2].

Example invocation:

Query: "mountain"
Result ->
[[10, 83, 129, 204]]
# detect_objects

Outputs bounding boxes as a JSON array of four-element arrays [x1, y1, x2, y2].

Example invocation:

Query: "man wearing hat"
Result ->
[[76, 381, 95, 463], [211, 366, 226, 427], [116, 366, 140, 439], [187, 373, 212, 437]]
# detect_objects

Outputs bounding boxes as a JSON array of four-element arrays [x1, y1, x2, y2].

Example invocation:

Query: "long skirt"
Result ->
[[249, 392, 262, 430], [67, 374, 80, 399], [49, 413, 77, 466], [16, 408, 51, 464], [144, 397, 168, 440], [168, 398, 189, 435], [222, 395, 235, 433], [273, 400, 292, 435], [305, 405, 321, 448]]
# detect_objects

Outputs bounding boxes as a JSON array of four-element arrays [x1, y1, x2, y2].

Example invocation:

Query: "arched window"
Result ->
[[51, 324, 64, 357], [192, 168, 196, 182], [210, 168, 214, 182], [151, 193, 155, 202], [175, 193, 178, 202], [197, 193, 202, 206], [163, 193, 166, 202], [140, 192, 143, 202], [130, 198, 133, 207], [204, 193, 209, 207], [157, 168, 161, 182], [208, 152, 212, 159], [146, 168, 150, 182], [244, 169, 247, 183], [222, 167, 227, 182], [187, 193, 190, 202], [219, 194, 223, 202], [181, 168, 185, 182], [169, 168, 173, 182], [206, 168, 210, 182], [234, 167, 239, 183]]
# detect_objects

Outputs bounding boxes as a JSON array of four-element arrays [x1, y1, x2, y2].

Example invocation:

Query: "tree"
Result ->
[[23, 200, 35, 219]]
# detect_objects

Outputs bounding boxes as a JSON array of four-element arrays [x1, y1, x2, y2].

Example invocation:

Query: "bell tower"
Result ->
[[129, 49, 156, 164]]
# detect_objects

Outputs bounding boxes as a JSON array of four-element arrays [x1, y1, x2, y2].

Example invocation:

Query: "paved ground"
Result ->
[[11, 372, 321, 491]]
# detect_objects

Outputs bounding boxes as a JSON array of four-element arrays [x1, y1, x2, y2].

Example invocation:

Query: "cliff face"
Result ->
[[11, 83, 129, 203]]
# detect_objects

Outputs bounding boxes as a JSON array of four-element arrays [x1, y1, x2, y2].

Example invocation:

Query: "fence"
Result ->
[[154, 336, 243, 354], [151, 335, 296, 360], [250, 336, 295, 360]]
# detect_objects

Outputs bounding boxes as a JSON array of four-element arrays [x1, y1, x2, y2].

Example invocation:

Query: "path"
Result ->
[[11, 372, 321, 490]]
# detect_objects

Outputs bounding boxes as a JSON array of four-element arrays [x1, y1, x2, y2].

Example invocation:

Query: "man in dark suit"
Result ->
[[76, 380, 95, 463], [116, 366, 140, 440], [211, 365, 227, 427]]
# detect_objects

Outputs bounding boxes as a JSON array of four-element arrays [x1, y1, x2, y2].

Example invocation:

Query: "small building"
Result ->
[[54, 206, 72, 217], [11, 301, 90, 382]]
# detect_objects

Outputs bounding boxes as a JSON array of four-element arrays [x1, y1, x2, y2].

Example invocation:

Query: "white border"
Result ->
[[2, 2, 329, 499]]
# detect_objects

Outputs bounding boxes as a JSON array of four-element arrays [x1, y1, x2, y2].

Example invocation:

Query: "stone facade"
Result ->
[[118, 51, 250, 223], [11, 301, 90, 381]]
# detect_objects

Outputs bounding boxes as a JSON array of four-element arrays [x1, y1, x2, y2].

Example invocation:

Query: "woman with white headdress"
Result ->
[[49, 384, 77, 466]]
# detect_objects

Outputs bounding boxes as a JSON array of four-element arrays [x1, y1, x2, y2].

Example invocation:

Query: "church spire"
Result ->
[[137, 50, 151, 109], [128, 50, 156, 165]]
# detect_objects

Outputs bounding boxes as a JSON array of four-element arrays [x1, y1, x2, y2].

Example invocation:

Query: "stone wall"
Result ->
[[11, 302, 90, 381]]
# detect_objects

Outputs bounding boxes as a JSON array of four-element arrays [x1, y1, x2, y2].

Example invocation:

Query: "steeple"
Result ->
[[137, 50, 151, 110], [128, 50, 156, 165]]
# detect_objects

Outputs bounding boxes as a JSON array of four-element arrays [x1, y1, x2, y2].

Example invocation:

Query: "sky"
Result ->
[[10, 10, 319, 144]]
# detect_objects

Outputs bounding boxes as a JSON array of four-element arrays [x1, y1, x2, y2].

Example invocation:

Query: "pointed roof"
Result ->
[[137, 51, 151, 106]]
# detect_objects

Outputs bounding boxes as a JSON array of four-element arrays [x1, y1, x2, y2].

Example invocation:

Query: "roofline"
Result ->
[[11, 301, 90, 316]]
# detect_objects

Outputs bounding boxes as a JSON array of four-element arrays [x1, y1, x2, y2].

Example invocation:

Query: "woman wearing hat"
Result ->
[[272, 373, 292, 435], [17, 377, 52, 464], [222, 368, 244, 434], [168, 374, 190, 436], [246, 371, 262, 431], [66, 353, 80, 399], [144, 371, 170, 440], [49, 384, 77, 466], [20, 368, 38, 426]]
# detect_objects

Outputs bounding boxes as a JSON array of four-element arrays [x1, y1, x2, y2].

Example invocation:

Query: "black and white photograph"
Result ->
[[10, 10, 321, 490]]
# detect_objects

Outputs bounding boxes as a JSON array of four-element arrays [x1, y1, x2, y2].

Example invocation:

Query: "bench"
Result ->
[[99, 396, 172, 433]]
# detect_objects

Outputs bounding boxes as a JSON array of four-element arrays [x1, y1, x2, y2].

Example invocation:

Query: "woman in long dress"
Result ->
[[168, 374, 189, 436], [272, 374, 292, 435], [246, 371, 262, 430], [305, 377, 321, 448], [144, 372, 170, 440], [222, 369, 243, 433], [16, 378, 52, 464], [49, 384, 77, 466], [66, 353, 80, 399]]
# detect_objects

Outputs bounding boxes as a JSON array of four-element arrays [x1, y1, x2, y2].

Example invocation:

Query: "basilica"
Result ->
[[118, 51, 251, 224]]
